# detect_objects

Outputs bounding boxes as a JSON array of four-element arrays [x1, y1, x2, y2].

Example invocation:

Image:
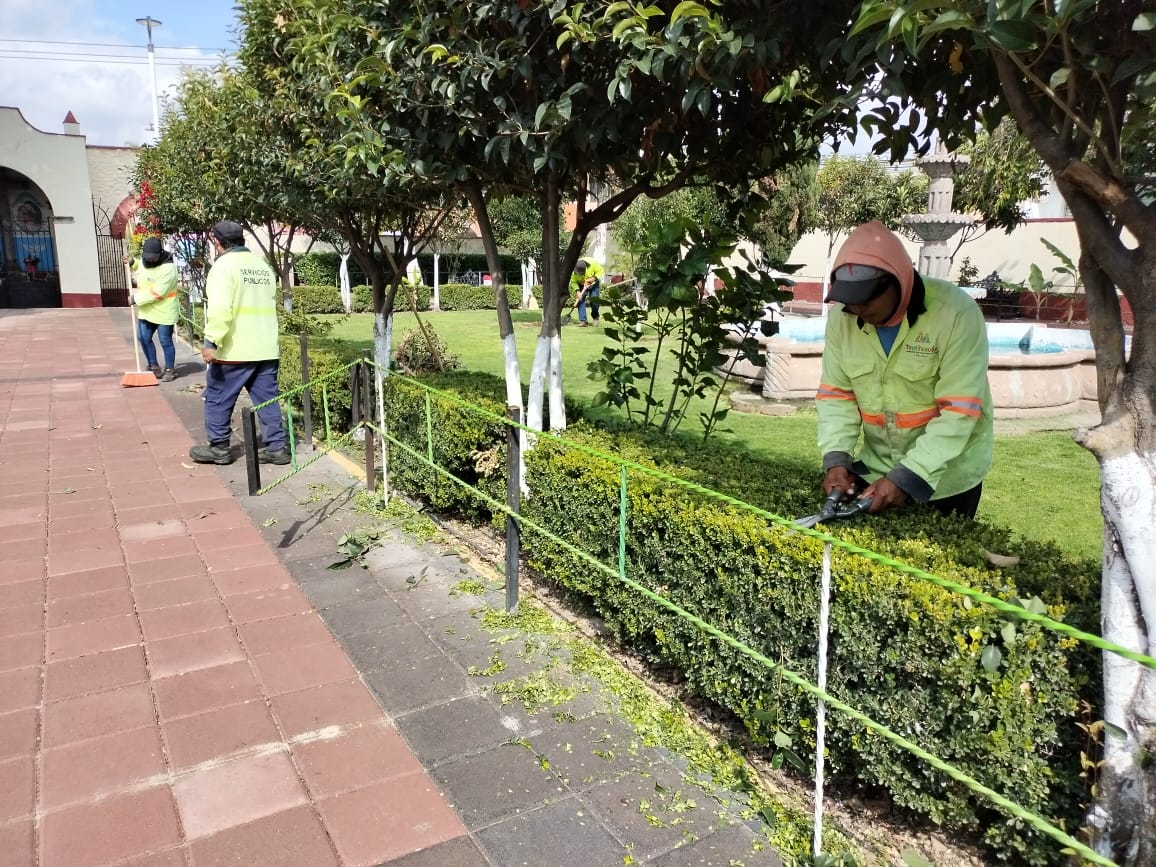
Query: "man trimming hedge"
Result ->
[[817, 221, 993, 517]]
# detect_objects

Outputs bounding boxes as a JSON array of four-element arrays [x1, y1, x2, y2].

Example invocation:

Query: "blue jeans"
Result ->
[[577, 280, 601, 323], [203, 360, 286, 450], [137, 319, 175, 369]]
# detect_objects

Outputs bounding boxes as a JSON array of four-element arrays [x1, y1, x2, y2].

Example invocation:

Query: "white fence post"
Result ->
[[813, 541, 832, 858]]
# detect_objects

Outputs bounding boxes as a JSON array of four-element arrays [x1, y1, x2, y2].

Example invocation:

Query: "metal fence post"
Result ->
[[299, 332, 314, 450], [813, 542, 833, 859], [242, 408, 262, 496], [505, 405, 521, 612]]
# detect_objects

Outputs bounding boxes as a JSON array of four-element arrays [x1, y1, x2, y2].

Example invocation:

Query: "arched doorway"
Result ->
[[0, 167, 62, 308]]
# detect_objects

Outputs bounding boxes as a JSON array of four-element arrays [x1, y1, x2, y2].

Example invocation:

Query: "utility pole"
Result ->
[[136, 16, 163, 140]]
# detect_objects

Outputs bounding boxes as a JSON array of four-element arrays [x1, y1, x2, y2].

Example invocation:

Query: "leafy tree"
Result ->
[[747, 161, 821, 265], [847, 2, 1156, 862], [954, 116, 1049, 232]]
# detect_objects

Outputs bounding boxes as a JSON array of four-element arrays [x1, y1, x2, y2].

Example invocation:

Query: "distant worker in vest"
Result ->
[[189, 221, 290, 467], [570, 258, 604, 326], [816, 220, 993, 518], [129, 237, 180, 382]]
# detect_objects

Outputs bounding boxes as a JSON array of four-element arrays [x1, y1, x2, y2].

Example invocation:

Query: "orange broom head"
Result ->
[[121, 370, 159, 388]]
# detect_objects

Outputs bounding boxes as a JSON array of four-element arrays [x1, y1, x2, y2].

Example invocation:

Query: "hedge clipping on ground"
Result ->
[[376, 372, 1099, 864]]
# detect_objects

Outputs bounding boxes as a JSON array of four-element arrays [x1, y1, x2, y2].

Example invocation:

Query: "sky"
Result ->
[[0, 0, 240, 146]]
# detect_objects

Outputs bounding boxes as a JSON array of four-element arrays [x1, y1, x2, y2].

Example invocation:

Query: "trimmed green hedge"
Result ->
[[376, 372, 1099, 864], [290, 282, 542, 314], [277, 336, 362, 434]]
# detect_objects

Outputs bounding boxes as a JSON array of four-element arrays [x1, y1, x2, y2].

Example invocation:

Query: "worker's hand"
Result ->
[[584, 277, 597, 289], [859, 477, 908, 514], [822, 467, 857, 499], [201, 347, 217, 364], [122, 255, 130, 265]]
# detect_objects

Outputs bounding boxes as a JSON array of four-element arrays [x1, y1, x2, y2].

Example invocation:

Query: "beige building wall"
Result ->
[[86, 146, 138, 227], [0, 107, 101, 306]]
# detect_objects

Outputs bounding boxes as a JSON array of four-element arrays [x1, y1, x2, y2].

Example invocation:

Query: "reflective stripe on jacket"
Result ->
[[204, 248, 280, 362], [133, 262, 180, 326], [816, 277, 993, 502]]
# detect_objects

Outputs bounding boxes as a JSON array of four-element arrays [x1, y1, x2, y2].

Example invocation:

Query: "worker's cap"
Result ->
[[825, 263, 896, 306], [141, 237, 164, 264], [574, 260, 588, 275], [211, 220, 245, 247]]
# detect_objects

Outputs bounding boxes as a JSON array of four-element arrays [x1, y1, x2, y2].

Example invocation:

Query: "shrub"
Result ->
[[277, 336, 362, 435], [375, 379, 1099, 864], [294, 251, 524, 289], [395, 324, 460, 375], [288, 285, 346, 315], [352, 283, 432, 313]]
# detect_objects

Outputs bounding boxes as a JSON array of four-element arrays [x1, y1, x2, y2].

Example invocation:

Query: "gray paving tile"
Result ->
[[388, 573, 484, 619], [342, 621, 438, 672], [320, 596, 410, 637], [379, 835, 491, 866], [363, 650, 475, 714], [474, 797, 625, 867], [527, 714, 653, 793], [648, 822, 782, 866], [395, 696, 518, 766], [293, 566, 388, 609], [432, 740, 567, 830]]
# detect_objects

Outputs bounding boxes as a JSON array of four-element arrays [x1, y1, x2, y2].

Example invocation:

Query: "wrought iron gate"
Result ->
[[97, 234, 129, 306]]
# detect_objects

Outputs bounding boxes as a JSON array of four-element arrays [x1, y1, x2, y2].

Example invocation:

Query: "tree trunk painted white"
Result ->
[[527, 335, 550, 433], [339, 254, 352, 314], [432, 253, 440, 311], [1089, 449, 1156, 863], [373, 310, 392, 498], [547, 333, 565, 431]]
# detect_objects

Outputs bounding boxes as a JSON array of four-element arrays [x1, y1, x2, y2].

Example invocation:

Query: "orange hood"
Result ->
[[832, 221, 914, 327]]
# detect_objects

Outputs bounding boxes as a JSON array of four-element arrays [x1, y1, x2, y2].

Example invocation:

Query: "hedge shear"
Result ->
[[795, 491, 873, 529]]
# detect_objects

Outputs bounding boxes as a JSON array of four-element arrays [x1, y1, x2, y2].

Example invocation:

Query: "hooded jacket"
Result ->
[[817, 271, 993, 503]]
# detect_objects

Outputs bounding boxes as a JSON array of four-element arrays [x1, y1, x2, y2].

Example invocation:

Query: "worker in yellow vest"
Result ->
[[131, 237, 180, 381], [189, 221, 289, 467]]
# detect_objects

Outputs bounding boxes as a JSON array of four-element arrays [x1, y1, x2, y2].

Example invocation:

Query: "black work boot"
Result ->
[[258, 447, 291, 465], [161, 368, 176, 382], [189, 442, 234, 465]]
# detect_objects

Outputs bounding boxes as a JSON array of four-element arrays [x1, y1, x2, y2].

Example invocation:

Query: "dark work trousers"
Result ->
[[203, 360, 286, 451], [577, 279, 602, 323]]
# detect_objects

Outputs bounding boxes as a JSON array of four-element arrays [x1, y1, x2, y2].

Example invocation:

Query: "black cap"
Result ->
[[574, 260, 587, 275], [826, 263, 895, 306], [141, 237, 164, 263], [211, 220, 245, 247]]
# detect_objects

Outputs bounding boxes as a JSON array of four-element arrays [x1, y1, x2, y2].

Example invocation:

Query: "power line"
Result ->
[[0, 37, 229, 52], [0, 52, 226, 67]]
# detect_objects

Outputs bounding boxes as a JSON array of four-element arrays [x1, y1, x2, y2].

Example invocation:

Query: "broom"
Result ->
[[121, 259, 158, 388]]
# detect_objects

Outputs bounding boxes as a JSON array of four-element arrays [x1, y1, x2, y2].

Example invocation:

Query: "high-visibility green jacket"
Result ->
[[569, 260, 605, 295], [816, 277, 993, 503], [204, 247, 280, 362], [133, 261, 180, 326]]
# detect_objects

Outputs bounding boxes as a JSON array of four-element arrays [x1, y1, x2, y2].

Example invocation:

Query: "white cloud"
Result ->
[[0, 0, 220, 146]]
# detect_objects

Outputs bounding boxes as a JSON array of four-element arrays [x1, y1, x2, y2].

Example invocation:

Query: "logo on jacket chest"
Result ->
[[903, 330, 939, 357]]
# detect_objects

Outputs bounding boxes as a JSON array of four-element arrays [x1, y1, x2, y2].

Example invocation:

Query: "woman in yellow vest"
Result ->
[[132, 237, 181, 381]]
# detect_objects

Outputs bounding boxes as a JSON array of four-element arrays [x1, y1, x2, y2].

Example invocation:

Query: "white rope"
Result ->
[[813, 541, 832, 858]]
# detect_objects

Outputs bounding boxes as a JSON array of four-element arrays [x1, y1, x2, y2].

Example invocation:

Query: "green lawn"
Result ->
[[321, 310, 1103, 562]]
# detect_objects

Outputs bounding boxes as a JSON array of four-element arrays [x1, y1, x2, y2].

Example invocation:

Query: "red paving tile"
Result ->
[[47, 544, 124, 577], [173, 751, 308, 840], [0, 633, 43, 672], [238, 612, 334, 656], [251, 641, 361, 697], [164, 699, 282, 769], [140, 599, 232, 642], [129, 553, 208, 585], [318, 773, 465, 867], [0, 708, 38, 761], [42, 683, 155, 749], [46, 612, 140, 662], [40, 725, 166, 809], [269, 679, 384, 738], [44, 645, 148, 703], [211, 564, 293, 597], [153, 661, 263, 721], [148, 627, 245, 679], [0, 667, 41, 714], [223, 584, 313, 624], [0, 579, 45, 610], [0, 603, 41, 636], [202, 544, 282, 574], [293, 723, 424, 798], [0, 522, 45, 544], [134, 576, 219, 611], [41, 786, 182, 866], [47, 527, 121, 555], [120, 518, 187, 542], [191, 524, 266, 552], [2, 557, 45, 585], [189, 805, 339, 867], [0, 819, 34, 867], [0, 756, 35, 821], [3, 537, 46, 560], [46, 564, 129, 600], [124, 535, 201, 564], [45, 587, 135, 628]]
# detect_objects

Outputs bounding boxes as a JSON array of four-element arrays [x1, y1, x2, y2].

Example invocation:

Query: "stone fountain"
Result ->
[[901, 142, 975, 279]]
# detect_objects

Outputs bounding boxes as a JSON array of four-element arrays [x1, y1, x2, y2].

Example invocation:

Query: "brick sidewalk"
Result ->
[[0, 310, 467, 866]]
